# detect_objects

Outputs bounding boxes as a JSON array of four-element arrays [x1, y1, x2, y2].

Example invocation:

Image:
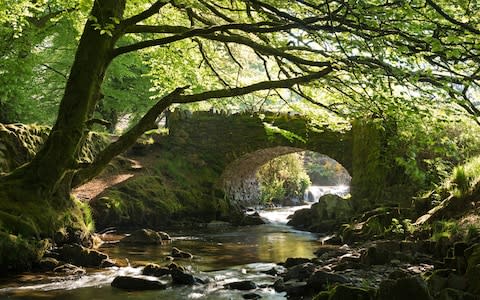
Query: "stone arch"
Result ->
[[220, 146, 352, 205]]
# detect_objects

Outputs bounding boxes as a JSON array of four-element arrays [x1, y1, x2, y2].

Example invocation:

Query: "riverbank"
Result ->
[[2, 200, 478, 299]]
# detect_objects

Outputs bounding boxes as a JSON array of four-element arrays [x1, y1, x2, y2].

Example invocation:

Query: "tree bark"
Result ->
[[1, 0, 126, 199]]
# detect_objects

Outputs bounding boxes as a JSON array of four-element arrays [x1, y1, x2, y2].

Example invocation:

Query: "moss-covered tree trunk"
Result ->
[[0, 0, 126, 240]]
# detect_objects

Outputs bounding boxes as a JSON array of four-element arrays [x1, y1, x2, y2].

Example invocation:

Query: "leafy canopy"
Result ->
[[1, 0, 478, 128]]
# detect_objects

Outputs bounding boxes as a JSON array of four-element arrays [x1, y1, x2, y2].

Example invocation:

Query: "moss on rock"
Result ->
[[91, 150, 230, 229], [0, 232, 49, 273]]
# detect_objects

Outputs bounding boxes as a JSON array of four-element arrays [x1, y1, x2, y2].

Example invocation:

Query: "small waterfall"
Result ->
[[260, 185, 350, 225], [303, 185, 350, 203]]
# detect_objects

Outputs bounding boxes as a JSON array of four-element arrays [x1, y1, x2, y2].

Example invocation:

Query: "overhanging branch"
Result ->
[[174, 66, 333, 103]]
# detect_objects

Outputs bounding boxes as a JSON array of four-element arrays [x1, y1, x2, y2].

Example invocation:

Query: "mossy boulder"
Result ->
[[111, 276, 167, 291], [313, 285, 373, 300], [287, 194, 353, 232], [465, 243, 480, 295], [0, 232, 49, 273], [120, 229, 164, 245], [57, 244, 108, 267], [377, 275, 433, 300]]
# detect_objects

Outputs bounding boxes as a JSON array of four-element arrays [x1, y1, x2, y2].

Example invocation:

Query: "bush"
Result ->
[[256, 153, 311, 205]]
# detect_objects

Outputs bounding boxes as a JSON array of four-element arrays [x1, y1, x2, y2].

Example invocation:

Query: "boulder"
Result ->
[[142, 263, 170, 277], [36, 257, 60, 271], [316, 194, 353, 220], [287, 195, 353, 232], [360, 245, 391, 265], [53, 263, 86, 276], [111, 276, 167, 291], [314, 285, 372, 300], [283, 281, 310, 298], [273, 278, 285, 292], [225, 280, 257, 290], [307, 270, 350, 291], [465, 243, 480, 295], [168, 262, 185, 272], [314, 245, 349, 258], [284, 257, 311, 268], [58, 244, 108, 267], [53, 227, 93, 247], [427, 269, 450, 296], [119, 229, 163, 244], [437, 288, 477, 300], [241, 214, 266, 225], [171, 247, 193, 259], [242, 293, 261, 299], [377, 275, 433, 300], [284, 262, 316, 281], [100, 259, 118, 268], [170, 268, 197, 285], [158, 231, 171, 241]]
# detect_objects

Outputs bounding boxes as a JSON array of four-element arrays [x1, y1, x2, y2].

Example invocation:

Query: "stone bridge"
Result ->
[[165, 110, 390, 208]]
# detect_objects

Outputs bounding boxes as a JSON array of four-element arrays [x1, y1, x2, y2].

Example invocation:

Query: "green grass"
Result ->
[[449, 155, 480, 197]]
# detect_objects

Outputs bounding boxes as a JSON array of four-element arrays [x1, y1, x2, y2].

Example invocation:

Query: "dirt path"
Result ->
[[73, 173, 135, 201], [72, 145, 162, 201]]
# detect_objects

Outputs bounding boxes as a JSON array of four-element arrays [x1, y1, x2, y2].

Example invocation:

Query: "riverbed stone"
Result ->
[[437, 288, 477, 300], [225, 280, 257, 290], [307, 270, 350, 291], [314, 284, 372, 300], [100, 258, 118, 268], [142, 263, 170, 277], [273, 278, 285, 292], [168, 262, 185, 272], [171, 268, 196, 285], [36, 257, 60, 271], [111, 276, 167, 291], [158, 231, 171, 241], [119, 229, 163, 244], [58, 244, 108, 267], [242, 293, 261, 299], [283, 281, 310, 298], [377, 275, 433, 300], [284, 262, 316, 281], [171, 247, 193, 259], [284, 257, 311, 268], [53, 263, 86, 275]]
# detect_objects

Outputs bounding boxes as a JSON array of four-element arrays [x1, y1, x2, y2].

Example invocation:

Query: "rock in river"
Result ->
[[171, 247, 193, 259], [111, 276, 167, 291], [119, 229, 164, 244]]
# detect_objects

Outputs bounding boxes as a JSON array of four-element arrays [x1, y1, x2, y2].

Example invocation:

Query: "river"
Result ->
[[0, 186, 348, 300]]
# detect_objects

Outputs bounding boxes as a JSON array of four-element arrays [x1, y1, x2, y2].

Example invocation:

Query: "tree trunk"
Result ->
[[0, 0, 126, 238]]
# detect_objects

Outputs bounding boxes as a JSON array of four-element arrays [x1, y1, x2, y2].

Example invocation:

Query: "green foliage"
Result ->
[[256, 153, 310, 205], [385, 218, 415, 238], [304, 151, 350, 185], [448, 155, 480, 197], [383, 113, 480, 202], [263, 122, 306, 143], [431, 220, 460, 241]]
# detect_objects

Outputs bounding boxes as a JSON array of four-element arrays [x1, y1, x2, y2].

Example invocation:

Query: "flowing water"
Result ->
[[0, 186, 347, 300]]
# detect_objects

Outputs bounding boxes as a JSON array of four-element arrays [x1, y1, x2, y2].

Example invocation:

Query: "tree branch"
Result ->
[[425, 0, 480, 34], [121, 1, 169, 27], [174, 66, 333, 103], [71, 86, 187, 187]]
